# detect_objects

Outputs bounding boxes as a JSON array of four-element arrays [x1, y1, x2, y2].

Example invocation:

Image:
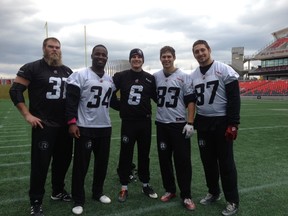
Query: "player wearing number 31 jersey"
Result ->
[[9, 37, 73, 216]]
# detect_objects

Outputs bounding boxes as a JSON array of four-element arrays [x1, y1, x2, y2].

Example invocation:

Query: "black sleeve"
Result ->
[[225, 80, 241, 125], [151, 76, 157, 103], [184, 93, 197, 107], [65, 84, 80, 122], [110, 90, 120, 111]]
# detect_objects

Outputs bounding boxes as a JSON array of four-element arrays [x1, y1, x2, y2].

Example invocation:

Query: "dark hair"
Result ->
[[43, 37, 61, 48], [160, 46, 176, 58], [92, 44, 108, 54], [192, 40, 210, 53]]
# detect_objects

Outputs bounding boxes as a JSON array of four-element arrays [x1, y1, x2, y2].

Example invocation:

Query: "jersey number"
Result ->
[[157, 86, 180, 108], [128, 85, 143, 105], [87, 86, 112, 108], [195, 80, 219, 105], [46, 77, 67, 99]]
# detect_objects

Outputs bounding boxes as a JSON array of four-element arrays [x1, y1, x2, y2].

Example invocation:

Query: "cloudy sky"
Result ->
[[0, 0, 287, 78]]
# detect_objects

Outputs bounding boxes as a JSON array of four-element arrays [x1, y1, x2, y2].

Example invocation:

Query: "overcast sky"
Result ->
[[0, 0, 287, 78]]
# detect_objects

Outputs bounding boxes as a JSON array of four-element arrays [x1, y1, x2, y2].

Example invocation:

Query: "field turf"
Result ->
[[0, 98, 288, 216]]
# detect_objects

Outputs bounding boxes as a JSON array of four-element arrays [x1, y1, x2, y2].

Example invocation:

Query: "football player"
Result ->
[[191, 40, 240, 216], [9, 37, 73, 216], [154, 46, 196, 211], [66, 44, 117, 215], [113, 48, 158, 202]]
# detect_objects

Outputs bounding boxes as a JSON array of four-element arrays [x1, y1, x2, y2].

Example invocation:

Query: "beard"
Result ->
[[44, 51, 63, 66]]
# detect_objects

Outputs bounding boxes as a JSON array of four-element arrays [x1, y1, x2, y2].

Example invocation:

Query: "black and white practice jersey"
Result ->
[[190, 60, 239, 117], [154, 69, 193, 123], [113, 69, 157, 120], [17, 58, 73, 126], [66, 68, 116, 128]]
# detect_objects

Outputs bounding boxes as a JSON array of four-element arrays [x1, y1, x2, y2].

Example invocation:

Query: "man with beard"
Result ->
[[9, 37, 73, 216]]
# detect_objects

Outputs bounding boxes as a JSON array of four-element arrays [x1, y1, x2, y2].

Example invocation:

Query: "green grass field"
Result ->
[[0, 97, 288, 216]]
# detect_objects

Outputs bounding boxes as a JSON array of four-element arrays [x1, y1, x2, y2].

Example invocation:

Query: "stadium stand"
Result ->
[[240, 80, 288, 96]]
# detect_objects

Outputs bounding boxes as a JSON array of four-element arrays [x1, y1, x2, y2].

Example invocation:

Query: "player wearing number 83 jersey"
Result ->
[[154, 46, 196, 210]]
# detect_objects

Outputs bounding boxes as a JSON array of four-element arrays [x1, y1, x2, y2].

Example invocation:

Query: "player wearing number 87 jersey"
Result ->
[[154, 46, 196, 211], [191, 40, 240, 216], [66, 44, 117, 215]]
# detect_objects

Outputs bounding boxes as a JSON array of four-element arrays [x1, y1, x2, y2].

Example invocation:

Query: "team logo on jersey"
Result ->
[[159, 142, 167, 151], [146, 78, 152, 83], [100, 79, 103, 83], [53, 70, 58, 74], [122, 135, 129, 144], [38, 141, 49, 150], [85, 140, 92, 149], [216, 71, 222, 76], [198, 139, 206, 148], [135, 79, 139, 83]]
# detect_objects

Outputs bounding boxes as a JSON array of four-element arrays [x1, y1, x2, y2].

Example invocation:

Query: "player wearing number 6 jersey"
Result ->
[[66, 45, 117, 215], [113, 48, 158, 202], [154, 46, 196, 211], [191, 40, 240, 216], [9, 37, 73, 216]]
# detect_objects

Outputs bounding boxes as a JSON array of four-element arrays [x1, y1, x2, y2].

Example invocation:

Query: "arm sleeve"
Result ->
[[151, 76, 157, 103], [225, 80, 240, 125], [65, 84, 80, 122], [110, 90, 120, 111]]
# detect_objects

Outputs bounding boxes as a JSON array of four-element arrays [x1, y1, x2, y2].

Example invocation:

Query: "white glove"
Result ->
[[182, 124, 194, 138]]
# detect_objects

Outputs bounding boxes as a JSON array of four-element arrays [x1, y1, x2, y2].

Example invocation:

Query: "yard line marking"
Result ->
[[0, 125, 287, 148], [0, 176, 29, 183], [0, 145, 30, 149], [0, 152, 29, 157], [99, 181, 288, 216], [0, 161, 29, 167], [239, 125, 288, 130], [1, 180, 287, 212]]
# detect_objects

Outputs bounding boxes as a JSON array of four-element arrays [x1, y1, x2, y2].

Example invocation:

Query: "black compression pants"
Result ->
[[72, 133, 111, 205], [118, 118, 152, 185], [197, 125, 239, 205], [156, 122, 192, 199], [29, 126, 73, 205]]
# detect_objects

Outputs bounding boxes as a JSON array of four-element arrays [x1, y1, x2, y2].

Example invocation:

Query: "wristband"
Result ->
[[67, 118, 76, 125]]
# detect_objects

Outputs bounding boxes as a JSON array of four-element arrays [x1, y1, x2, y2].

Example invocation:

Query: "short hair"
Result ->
[[192, 40, 210, 52], [43, 37, 61, 48], [160, 46, 176, 58], [92, 44, 108, 54]]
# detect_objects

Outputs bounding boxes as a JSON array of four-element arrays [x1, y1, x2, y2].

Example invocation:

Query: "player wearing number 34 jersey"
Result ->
[[66, 45, 116, 215]]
